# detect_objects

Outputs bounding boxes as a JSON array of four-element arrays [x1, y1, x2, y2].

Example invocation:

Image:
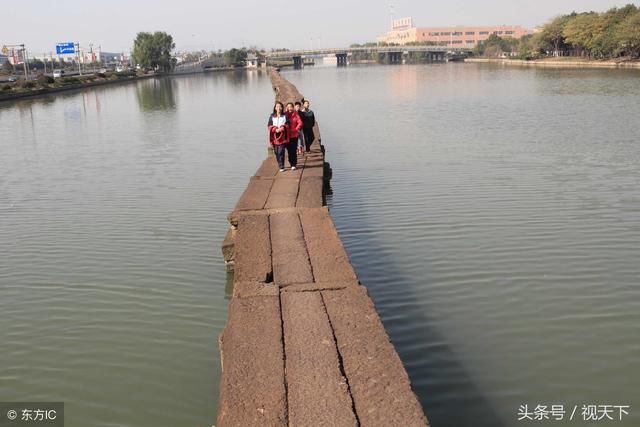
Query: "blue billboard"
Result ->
[[55, 42, 75, 55]]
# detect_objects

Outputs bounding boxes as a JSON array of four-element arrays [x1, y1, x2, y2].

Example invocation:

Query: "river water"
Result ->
[[1, 64, 639, 427]]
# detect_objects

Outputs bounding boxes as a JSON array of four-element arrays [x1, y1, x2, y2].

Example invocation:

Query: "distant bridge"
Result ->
[[266, 46, 472, 67]]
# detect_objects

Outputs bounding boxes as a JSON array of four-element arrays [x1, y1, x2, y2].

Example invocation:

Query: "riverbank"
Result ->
[[0, 74, 157, 103], [466, 57, 640, 69], [0, 67, 243, 103]]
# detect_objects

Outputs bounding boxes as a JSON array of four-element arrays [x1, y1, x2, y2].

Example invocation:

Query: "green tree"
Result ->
[[131, 31, 176, 73], [223, 48, 248, 67], [539, 15, 573, 56], [563, 13, 604, 57], [595, 5, 637, 57], [617, 10, 640, 57]]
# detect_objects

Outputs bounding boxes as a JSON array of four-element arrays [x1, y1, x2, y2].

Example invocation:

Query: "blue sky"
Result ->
[[1, 0, 636, 54]]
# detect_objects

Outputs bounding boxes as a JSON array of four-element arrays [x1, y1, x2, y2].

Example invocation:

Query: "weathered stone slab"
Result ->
[[270, 212, 314, 286], [281, 281, 358, 293], [299, 208, 358, 283], [217, 296, 287, 427], [233, 281, 279, 299], [300, 154, 325, 178], [281, 292, 358, 427], [255, 156, 279, 178], [221, 228, 236, 263], [296, 176, 324, 208], [264, 177, 300, 209], [233, 176, 273, 211], [234, 214, 272, 283], [322, 287, 429, 427]]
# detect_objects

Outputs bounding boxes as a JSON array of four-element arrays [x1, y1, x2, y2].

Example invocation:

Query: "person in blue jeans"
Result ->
[[267, 101, 289, 172], [294, 101, 305, 155]]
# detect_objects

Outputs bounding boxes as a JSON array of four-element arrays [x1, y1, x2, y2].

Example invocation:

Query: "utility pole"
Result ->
[[20, 44, 28, 80], [75, 43, 82, 75]]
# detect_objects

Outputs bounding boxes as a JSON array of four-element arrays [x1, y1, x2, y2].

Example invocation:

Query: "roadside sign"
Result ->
[[55, 42, 75, 55]]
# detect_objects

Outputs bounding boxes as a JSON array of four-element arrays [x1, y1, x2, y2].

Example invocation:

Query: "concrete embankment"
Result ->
[[0, 74, 157, 103], [217, 69, 429, 426], [466, 57, 640, 69]]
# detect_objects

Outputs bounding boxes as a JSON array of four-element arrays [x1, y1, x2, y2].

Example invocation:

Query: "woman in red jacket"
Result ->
[[285, 102, 302, 170], [268, 101, 290, 172]]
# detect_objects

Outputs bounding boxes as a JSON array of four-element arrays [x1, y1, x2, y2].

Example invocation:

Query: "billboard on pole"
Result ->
[[55, 42, 75, 55]]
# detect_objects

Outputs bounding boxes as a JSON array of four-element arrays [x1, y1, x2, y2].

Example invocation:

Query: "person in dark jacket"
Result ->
[[294, 101, 305, 155], [299, 99, 316, 153], [285, 102, 302, 170], [267, 101, 289, 172]]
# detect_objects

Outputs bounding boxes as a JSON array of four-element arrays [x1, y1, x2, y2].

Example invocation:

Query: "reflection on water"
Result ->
[[2, 63, 639, 427], [0, 71, 274, 427], [285, 64, 640, 427], [136, 77, 177, 111]]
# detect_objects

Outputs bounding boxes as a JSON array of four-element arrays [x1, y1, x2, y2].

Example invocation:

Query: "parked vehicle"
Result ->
[[8, 76, 17, 82], [53, 69, 65, 78]]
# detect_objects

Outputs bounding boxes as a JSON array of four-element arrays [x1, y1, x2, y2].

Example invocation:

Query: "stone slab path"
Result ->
[[217, 70, 429, 427]]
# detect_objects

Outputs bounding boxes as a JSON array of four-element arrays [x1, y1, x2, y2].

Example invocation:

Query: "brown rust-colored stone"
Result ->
[[296, 176, 324, 208], [255, 156, 279, 178], [300, 154, 325, 178], [264, 176, 300, 209], [281, 292, 358, 427], [233, 281, 279, 299], [233, 176, 273, 212], [234, 214, 272, 283], [217, 296, 287, 427], [281, 281, 359, 293], [221, 227, 236, 263], [270, 211, 314, 286], [322, 287, 429, 427], [299, 208, 358, 283]]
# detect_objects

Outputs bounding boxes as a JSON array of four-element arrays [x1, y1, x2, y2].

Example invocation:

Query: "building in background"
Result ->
[[377, 17, 532, 47], [5, 48, 26, 65]]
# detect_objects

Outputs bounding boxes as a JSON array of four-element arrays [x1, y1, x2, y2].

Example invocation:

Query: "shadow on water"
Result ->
[[328, 187, 506, 427], [136, 77, 177, 112]]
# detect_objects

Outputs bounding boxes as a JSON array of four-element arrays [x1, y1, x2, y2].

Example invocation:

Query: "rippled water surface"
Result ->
[[1, 72, 272, 426], [285, 64, 640, 427], [1, 64, 639, 427]]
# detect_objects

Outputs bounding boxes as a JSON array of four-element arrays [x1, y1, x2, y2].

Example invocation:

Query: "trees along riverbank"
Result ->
[[477, 4, 640, 60]]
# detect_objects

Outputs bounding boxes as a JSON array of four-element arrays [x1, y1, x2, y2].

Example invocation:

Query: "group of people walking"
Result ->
[[267, 100, 316, 172]]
